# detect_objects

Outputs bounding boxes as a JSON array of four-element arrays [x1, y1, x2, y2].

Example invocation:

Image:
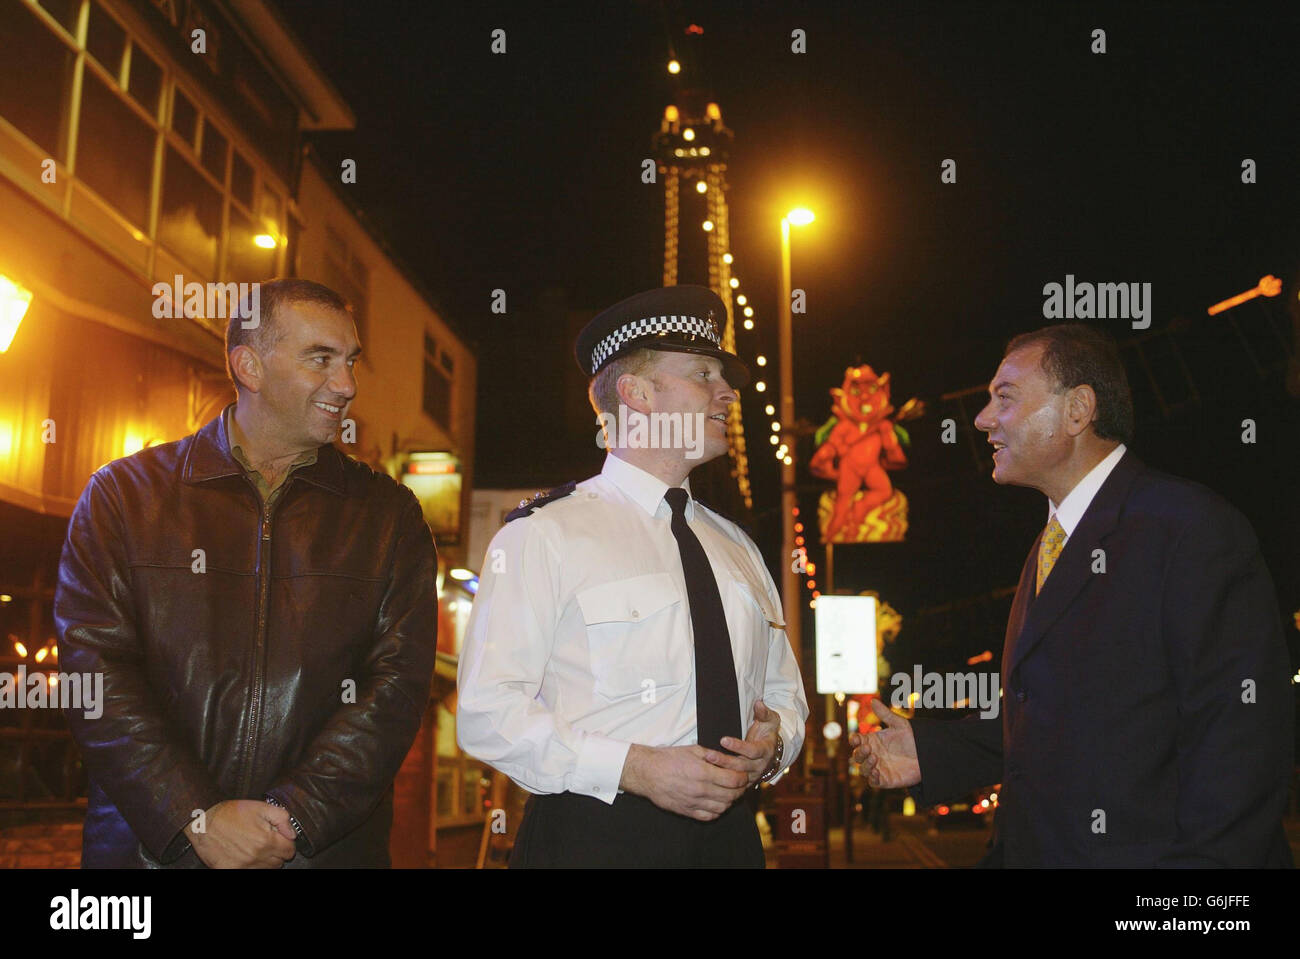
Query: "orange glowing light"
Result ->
[[406, 461, 456, 475], [1207, 275, 1282, 315]]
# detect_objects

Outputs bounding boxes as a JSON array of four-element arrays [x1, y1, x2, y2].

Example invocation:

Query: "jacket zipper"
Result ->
[[239, 489, 275, 797]]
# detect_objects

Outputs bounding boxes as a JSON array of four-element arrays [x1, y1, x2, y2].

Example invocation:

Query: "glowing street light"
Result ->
[[779, 206, 815, 663], [0, 274, 34, 353], [786, 207, 816, 227]]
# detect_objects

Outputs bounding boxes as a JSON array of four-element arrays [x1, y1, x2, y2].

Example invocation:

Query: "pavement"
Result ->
[[767, 809, 1300, 868], [764, 811, 995, 869]]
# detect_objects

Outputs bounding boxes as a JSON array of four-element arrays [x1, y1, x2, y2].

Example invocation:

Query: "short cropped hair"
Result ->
[[225, 278, 351, 391], [587, 347, 661, 416], [1005, 324, 1134, 444]]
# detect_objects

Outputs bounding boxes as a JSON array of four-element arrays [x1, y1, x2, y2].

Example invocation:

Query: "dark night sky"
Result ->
[[275, 0, 1300, 670]]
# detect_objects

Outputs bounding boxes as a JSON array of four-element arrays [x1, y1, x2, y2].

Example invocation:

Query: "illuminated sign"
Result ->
[[814, 594, 878, 695], [400, 451, 461, 543]]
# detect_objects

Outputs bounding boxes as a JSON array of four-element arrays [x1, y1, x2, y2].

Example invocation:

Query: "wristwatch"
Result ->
[[264, 795, 305, 839], [759, 730, 785, 784]]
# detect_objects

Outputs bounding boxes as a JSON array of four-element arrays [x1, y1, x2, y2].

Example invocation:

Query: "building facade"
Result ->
[[0, 0, 475, 867]]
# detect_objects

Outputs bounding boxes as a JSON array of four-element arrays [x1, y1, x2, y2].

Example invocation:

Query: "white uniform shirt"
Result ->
[[457, 454, 809, 804]]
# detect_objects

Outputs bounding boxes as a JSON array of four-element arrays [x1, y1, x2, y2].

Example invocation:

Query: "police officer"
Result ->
[[457, 285, 808, 867]]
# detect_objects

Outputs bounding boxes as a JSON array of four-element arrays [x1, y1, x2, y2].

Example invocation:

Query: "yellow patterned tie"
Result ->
[[1036, 515, 1066, 594]]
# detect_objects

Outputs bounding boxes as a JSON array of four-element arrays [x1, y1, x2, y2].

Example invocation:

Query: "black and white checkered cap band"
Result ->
[[590, 314, 719, 372]]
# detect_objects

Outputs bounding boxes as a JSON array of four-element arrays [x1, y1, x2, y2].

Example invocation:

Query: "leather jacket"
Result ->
[[54, 408, 438, 867]]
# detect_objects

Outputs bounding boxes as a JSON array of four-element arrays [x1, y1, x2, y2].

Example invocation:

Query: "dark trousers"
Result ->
[[509, 791, 765, 868]]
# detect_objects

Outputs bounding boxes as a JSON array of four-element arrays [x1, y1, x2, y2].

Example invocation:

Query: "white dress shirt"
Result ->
[[456, 454, 809, 805], [1048, 443, 1127, 536]]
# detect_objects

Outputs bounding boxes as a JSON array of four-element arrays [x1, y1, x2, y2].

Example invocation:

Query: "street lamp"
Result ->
[[779, 208, 814, 666]]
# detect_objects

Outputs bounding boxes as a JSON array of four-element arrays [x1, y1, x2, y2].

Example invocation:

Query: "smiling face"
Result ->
[[637, 350, 737, 464], [973, 343, 1073, 497], [255, 301, 361, 449]]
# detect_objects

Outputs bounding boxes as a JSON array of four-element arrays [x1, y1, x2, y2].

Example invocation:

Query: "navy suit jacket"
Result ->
[[911, 450, 1294, 867]]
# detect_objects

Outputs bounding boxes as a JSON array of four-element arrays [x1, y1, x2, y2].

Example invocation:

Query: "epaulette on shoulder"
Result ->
[[505, 481, 579, 522]]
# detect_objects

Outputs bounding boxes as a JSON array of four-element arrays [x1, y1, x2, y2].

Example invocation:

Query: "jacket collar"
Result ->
[[1006, 448, 1145, 674], [181, 404, 347, 496]]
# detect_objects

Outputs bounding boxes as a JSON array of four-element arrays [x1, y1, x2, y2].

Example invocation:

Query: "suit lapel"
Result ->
[[1002, 532, 1040, 676], [1008, 450, 1144, 674]]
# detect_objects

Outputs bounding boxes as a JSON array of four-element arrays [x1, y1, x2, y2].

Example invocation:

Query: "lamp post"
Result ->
[[778, 208, 814, 667]]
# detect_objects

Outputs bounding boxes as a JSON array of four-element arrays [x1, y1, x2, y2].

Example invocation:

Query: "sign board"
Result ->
[[814, 594, 878, 694], [401, 451, 462, 543]]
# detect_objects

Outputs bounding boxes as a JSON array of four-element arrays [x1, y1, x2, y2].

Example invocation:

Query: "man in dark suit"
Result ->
[[852, 324, 1293, 866]]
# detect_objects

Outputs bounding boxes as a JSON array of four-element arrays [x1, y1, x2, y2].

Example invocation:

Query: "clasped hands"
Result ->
[[186, 799, 297, 869], [621, 700, 781, 822]]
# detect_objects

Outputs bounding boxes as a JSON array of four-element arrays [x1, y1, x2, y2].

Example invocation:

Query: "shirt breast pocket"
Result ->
[[728, 575, 783, 698], [577, 572, 687, 701]]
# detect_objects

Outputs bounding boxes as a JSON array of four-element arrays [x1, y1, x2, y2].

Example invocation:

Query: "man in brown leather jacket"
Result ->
[[55, 278, 438, 868]]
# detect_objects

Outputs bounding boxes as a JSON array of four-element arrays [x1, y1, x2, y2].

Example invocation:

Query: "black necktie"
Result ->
[[664, 487, 742, 752]]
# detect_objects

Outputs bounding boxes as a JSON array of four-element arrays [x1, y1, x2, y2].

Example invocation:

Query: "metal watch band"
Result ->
[[759, 730, 785, 784], [262, 795, 305, 831]]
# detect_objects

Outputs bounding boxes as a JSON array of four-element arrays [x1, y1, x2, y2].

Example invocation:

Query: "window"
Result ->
[[126, 44, 163, 118], [226, 206, 276, 283], [77, 70, 155, 228], [159, 145, 222, 277], [230, 150, 254, 208], [423, 333, 452, 429], [37, 0, 79, 35], [171, 87, 199, 146], [0, 0, 76, 161], [199, 120, 227, 184], [0, 0, 292, 291], [85, 2, 126, 78]]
